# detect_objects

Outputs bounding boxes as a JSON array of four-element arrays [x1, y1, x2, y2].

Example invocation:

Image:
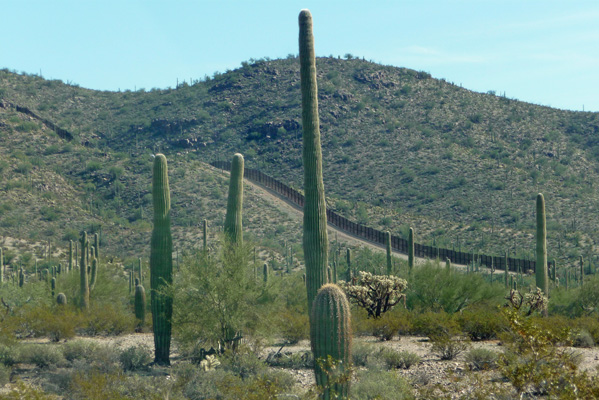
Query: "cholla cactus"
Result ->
[[505, 287, 548, 316], [200, 355, 221, 371], [339, 271, 407, 318]]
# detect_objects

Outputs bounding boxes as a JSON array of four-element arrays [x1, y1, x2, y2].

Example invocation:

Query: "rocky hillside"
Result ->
[[1, 57, 599, 266]]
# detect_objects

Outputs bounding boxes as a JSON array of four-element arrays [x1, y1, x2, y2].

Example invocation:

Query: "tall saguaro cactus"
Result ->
[[0, 247, 3, 284], [150, 154, 173, 365], [202, 219, 208, 252], [385, 231, 393, 275], [311, 284, 352, 399], [536, 193, 548, 296], [224, 153, 244, 245], [68, 240, 73, 272], [300, 9, 329, 313], [408, 227, 415, 271], [79, 232, 89, 310]]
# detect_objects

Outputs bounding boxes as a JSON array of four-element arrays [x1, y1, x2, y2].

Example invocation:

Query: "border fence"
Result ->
[[211, 161, 548, 273]]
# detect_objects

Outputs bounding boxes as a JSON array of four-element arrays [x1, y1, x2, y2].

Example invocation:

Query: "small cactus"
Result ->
[[51, 277, 56, 296], [135, 283, 146, 327], [310, 283, 352, 399], [57, 293, 67, 305], [263, 263, 269, 284], [18, 268, 24, 288]]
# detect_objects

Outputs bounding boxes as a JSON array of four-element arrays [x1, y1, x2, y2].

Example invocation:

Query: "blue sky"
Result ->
[[1, 1, 598, 111]]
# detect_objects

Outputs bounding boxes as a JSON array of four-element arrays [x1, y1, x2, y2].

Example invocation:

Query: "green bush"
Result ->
[[0, 344, 19, 366], [405, 262, 504, 313], [574, 316, 599, 344], [119, 345, 151, 371], [465, 348, 499, 370], [457, 307, 508, 341], [430, 333, 470, 361], [572, 329, 594, 348], [19, 344, 65, 369], [378, 348, 421, 369], [266, 350, 312, 369], [351, 342, 378, 367], [351, 369, 414, 400], [411, 310, 459, 337], [62, 340, 99, 362], [275, 310, 308, 344]]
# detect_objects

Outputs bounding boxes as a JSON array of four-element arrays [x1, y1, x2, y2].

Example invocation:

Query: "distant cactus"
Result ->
[[385, 231, 392, 275], [536, 194, 548, 296], [79, 231, 90, 310], [224, 153, 244, 245], [18, 268, 24, 287], [90, 257, 97, 291], [346, 248, 352, 281], [135, 283, 146, 327], [68, 240, 73, 272], [300, 9, 329, 314], [94, 232, 99, 260], [203, 219, 208, 252], [0, 247, 3, 284], [129, 270, 133, 293], [310, 283, 352, 399], [138, 258, 143, 282], [51, 277, 56, 296], [150, 154, 173, 365], [504, 251, 509, 289], [408, 227, 415, 271], [580, 256, 584, 287], [263, 263, 269, 284], [57, 293, 67, 305]]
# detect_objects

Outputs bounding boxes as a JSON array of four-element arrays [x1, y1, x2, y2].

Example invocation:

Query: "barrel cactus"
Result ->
[[224, 153, 244, 246], [299, 9, 329, 313], [150, 154, 173, 365], [57, 293, 67, 305], [310, 283, 352, 399]]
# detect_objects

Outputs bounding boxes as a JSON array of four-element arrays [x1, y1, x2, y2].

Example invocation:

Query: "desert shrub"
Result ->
[[527, 315, 571, 345], [351, 342, 378, 367], [430, 333, 470, 361], [362, 308, 412, 341], [0, 363, 11, 387], [465, 348, 499, 370], [174, 241, 266, 351], [119, 344, 151, 371], [0, 343, 19, 366], [406, 262, 504, 313], [182, 364, 295, 400], [69, 343, 120, 375], [266, 350, 312, 369], [412, 310, 459, 337], [572, 329, 594, 348], [457, 307, 508, 341], [80, 303, 135, 336], [62, 340, 99, 362], [351, 369, 414, 400], [2, 380, 59, 399], [19, 344, 65, 369], [275, 310, 309, 344], [574, 316, 599, 344], [220, 348, 268, 380], [378, 348, 421, 369], [69, 370, 129, 400], [19, 304, 80, 342]]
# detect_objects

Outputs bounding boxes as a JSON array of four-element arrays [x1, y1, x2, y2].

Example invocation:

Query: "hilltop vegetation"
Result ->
[[2, 56, 599, 266]]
